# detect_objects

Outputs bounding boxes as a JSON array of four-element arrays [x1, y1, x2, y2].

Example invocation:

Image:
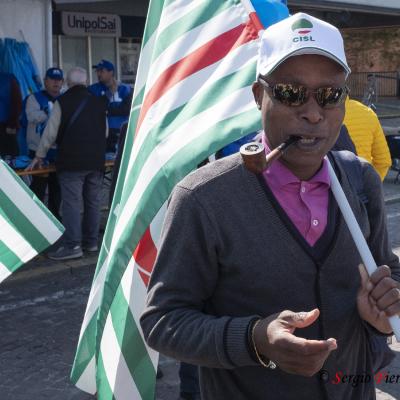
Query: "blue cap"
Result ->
[[45, 67, 64, 80], [92, 59, 114, 71]]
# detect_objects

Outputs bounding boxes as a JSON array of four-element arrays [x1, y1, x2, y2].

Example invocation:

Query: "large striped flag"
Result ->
[[71, 0, 289, 398], [0, 160, 64, 283]]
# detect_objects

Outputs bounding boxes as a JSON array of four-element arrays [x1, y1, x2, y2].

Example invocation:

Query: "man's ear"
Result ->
[[252, 81, 262, 110]]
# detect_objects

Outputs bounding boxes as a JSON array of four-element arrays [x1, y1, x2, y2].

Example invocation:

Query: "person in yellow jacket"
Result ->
[[344, 97, 392, 180]]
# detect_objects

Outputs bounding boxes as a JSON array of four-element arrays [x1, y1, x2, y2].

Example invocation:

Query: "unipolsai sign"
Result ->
[[62, 12, 121, 37]]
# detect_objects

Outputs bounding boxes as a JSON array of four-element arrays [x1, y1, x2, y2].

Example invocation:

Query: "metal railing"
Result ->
[[347, 71, 400, 100]]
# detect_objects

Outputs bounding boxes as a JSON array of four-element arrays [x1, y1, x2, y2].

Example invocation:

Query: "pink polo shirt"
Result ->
[[262, 137, 331, 246]]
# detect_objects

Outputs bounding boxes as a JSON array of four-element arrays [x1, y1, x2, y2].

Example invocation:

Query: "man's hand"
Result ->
[[253, 309, 337, 376], [26, 157, 44, 171], [357, 264, 400, 334], [110, 79, 118, 94]]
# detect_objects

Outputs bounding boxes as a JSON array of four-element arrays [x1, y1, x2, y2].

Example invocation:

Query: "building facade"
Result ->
[[52, 0, 149, 84], [289, 0, 400, 97]]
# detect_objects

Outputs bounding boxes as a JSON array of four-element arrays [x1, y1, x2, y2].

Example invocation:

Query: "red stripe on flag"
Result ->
[[133, 227, 158, 286], [298, 30, 311, 35], [135, 19, 258, 136]]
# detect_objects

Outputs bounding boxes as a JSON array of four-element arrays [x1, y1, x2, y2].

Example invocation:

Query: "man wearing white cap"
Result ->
[[141, 13, 400, 399]]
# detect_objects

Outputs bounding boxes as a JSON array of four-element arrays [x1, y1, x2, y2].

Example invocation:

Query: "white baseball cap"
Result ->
[[257, 13, 351, 78]]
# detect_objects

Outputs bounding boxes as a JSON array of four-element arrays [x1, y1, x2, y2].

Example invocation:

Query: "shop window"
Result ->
[[61, 36, 88, 75], [119, 38, 141, 85]]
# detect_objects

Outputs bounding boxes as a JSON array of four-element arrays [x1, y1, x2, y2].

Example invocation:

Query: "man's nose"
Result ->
[[299, 94, 324, 124]]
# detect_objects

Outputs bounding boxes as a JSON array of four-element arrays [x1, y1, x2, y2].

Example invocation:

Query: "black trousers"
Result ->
[[106, 128, 120, 153], [28, 150, 61, 221]]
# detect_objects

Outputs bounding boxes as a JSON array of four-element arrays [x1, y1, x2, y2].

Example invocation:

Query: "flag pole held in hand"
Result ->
[[327, 158, 400, 341]]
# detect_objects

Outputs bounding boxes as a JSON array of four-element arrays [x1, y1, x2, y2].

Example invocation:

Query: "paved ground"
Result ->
[[0, 262, 95, 400], [0, 169, 399, 400]]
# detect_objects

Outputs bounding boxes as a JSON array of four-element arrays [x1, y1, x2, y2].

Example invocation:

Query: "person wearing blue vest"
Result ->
[[25, 67, 64, 220], [0, 72, 22, 158], [89, 59, 133, 153]]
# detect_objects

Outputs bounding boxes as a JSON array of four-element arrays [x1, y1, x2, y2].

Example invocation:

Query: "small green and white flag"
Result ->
[[71, 0, 284, 398], [0, 160, 64, 283]]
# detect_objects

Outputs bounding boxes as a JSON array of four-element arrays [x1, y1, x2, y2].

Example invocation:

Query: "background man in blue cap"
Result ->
[[89, 59, 132, 153], [23, 67, 64, 219]]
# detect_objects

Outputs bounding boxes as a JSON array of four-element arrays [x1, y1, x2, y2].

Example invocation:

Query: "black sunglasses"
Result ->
[[258, 77, 349, 108]]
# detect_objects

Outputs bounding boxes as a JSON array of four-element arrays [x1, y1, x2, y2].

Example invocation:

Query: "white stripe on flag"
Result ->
[[158, 0, 207, 33], [128, 40, 258, 176], [121, 258, 159, 370], [74, 355, 96, 395], [78, 255, 109, 343], [0, 213, 37, 263], [133, 32, 157, 101], [149, 201, 167, 249], [0, 262, 11, 282], [100, 313, 141, 400], [146, 5, 244, 92], [0, 163, 62, 242], [110, 86, 255, 255]]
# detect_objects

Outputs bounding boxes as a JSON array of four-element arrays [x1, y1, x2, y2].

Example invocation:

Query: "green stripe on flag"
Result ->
[[70, 315, 97, 384], [141, 0, 167, 47], [96, 352, 114, 400], [0, 239, 22, 273], [110, 287, 156, 399], [0, 188, 51, 252]]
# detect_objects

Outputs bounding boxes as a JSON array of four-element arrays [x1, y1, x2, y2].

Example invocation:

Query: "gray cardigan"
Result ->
[[140, 153, 400, 400]]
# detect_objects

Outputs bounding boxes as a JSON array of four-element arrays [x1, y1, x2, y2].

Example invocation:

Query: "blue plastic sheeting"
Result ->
[[250, 0, 289, 29], [0, 38, 42, 99], [0, 38, 42, 155]]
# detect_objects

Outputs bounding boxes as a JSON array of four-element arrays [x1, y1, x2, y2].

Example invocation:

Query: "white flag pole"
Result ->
[[327, 158, 400, 341]]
